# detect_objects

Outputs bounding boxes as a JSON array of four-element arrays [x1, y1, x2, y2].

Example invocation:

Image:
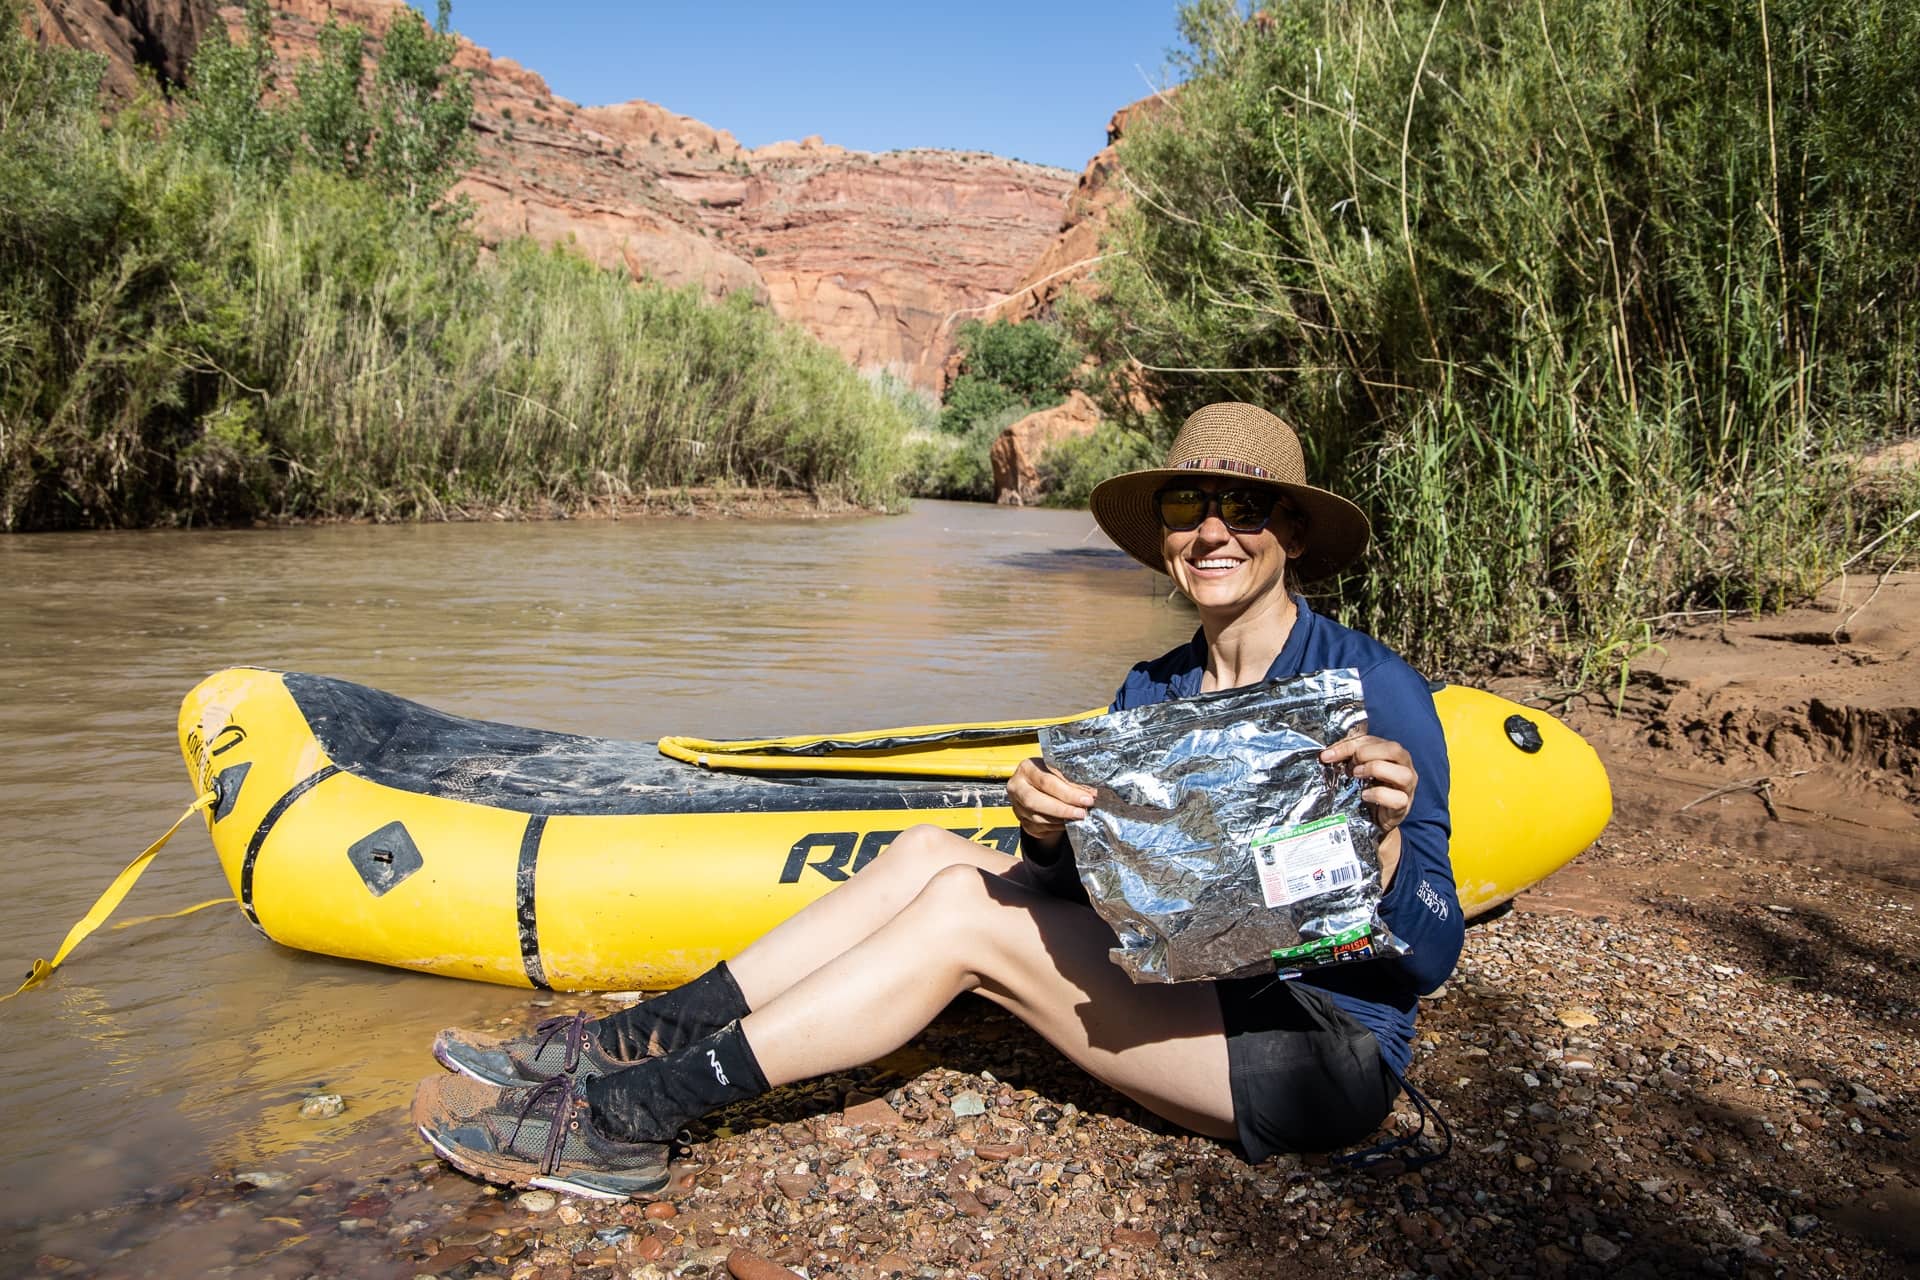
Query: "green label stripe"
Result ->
[[1271, 923, 1371, 962], [1250, 814, 1347, 848]]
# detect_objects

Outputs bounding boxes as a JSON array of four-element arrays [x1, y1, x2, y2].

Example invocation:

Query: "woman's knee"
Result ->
[[872, 824, 1003, 882], [904, 862, 1012, 941], [902, 865, 1069, 994]]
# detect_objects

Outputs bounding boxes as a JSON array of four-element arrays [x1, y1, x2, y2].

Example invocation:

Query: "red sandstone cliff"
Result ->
[[23, 0, 1078, 390], [979, 94, 1168, 327], [23, 0, 218, 97]]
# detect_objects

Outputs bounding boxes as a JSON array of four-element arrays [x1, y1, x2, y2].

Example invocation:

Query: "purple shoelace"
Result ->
[[505, 1074, 579, 1175], [528, 1011, 592, 1073]]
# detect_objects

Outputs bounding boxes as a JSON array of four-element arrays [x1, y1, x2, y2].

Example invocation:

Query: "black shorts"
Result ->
[[1216, 977, 1399, 1161]]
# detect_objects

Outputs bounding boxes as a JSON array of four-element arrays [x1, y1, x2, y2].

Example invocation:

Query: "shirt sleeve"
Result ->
[[1109, 662, 1152, 713], [1018, 829, 1091, 905], [1358, 659, 1463, 995]]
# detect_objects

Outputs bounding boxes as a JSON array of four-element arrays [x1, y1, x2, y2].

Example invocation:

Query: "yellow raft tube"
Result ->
[[177, 668, 1611, 990]]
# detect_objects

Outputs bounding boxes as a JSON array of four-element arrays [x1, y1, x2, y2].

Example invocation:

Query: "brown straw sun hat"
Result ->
[[1089, 402, 1370, 581]]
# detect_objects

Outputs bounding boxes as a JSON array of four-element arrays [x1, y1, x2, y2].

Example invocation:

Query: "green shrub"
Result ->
[[175, 0, 291, 180], [936, 372, 1022, 436], [1037, 424, 1161, 509], [178, 0, 472, 218], [903, 404, 1030, 502], [951, 317, 1077, 402], [916, 318, 1084, 497]]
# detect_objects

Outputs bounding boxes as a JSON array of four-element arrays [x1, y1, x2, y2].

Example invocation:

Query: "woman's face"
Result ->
[[1160, 482, 1303, 619]]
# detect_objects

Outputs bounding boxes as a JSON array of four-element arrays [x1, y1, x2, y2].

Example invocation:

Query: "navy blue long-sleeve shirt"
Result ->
[[1025, 595, 1463, 1074]]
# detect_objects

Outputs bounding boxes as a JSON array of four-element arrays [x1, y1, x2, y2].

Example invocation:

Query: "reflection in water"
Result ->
[[0, 502, 1191, 1224]]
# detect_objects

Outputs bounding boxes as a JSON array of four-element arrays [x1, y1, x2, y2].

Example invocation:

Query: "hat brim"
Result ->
[[1089, 467, 1370, 582]]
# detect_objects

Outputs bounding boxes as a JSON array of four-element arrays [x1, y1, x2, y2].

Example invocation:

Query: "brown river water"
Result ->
[[0, 501, 1194, 1229]]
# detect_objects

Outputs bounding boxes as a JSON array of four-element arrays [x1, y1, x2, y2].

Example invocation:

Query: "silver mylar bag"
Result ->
[[1040, 669, 1409, 983]]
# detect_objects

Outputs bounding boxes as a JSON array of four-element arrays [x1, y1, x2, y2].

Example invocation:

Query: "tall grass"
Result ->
[[1074, 0, 1919, 674], [0, 20, 909, 530], [232, 182, 907, 519]]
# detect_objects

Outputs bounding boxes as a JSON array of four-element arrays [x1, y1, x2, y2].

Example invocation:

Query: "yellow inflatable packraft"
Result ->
[[176, 668, 1611, 989]]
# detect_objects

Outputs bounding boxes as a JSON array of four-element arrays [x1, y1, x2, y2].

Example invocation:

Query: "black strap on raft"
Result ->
[[1334, 1065, 1454, 1173], [515, 815, 551, 990], [239, 766, 340, 932]]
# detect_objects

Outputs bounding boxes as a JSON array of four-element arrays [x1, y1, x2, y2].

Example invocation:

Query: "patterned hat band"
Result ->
[[1172, 458, 1273, 480]]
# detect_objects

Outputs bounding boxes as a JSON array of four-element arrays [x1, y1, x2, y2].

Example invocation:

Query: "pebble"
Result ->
[[644, 1200, 678, 1220], [232, 1170, 291, 1190], [772, 1173, 815, 1201], [842, 1095, 903, 1128], [725, 1248, 803, 1280], [1556, 1006, 1601, 1028], [297, 1093, 346, 1120], [949, 1090, 987, 1117], [1583, 1234, 1623, 1263], [515, 1191, 557, 1213]]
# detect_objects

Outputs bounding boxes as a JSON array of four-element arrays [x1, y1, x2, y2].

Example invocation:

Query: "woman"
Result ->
[[413, 402, 1463, 1199]]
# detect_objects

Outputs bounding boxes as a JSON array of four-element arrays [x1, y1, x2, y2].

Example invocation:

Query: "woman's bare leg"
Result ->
[[724, 825, 1015, 1008], [739, 863, 1237, 1139]]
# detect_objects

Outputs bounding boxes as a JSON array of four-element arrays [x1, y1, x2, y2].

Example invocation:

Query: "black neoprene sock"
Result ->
[[593, 961, 750, 1058], [585, 1019, 770, 1143]]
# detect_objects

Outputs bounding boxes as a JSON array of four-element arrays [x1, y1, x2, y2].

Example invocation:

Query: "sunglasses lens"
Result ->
[[1154, 488, 1209, 530], [1217, 489, 1278, 531]]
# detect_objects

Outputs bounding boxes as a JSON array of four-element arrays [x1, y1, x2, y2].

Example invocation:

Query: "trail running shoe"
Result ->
[[413, 1072, 670, 1200], [433, 1012, 636, 1087]]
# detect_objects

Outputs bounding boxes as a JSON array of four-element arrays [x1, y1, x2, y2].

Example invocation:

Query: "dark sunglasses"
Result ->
[[1153, 484, 1286, 533]]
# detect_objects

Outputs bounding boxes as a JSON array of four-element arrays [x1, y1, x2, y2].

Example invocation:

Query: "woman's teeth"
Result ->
[[1194, 558, 1241, 570]]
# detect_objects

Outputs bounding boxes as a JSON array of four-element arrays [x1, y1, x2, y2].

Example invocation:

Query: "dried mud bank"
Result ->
[[1624, 574, 1919, 800], [9, 577, 1917, 1280], [1534, 572, 1919, 895]]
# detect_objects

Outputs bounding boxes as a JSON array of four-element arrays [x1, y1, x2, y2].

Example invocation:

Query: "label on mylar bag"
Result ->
[[1251, 815, 1363, 908]]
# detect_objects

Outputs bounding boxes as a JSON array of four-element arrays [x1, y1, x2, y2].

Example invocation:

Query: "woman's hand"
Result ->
[[1320, 734, 1418, 836], [1008, 757, 1097, 846]]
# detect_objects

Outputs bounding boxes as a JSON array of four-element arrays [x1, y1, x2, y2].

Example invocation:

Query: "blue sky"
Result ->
[[422, 1, 1191, 172]]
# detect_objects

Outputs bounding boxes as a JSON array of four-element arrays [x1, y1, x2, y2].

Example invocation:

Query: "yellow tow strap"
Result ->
[[4, 789, 220, 1002], [111, 898, 234, 930]]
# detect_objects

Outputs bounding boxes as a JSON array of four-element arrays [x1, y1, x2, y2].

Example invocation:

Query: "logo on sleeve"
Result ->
[[1416, 880, 1450, 920]]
